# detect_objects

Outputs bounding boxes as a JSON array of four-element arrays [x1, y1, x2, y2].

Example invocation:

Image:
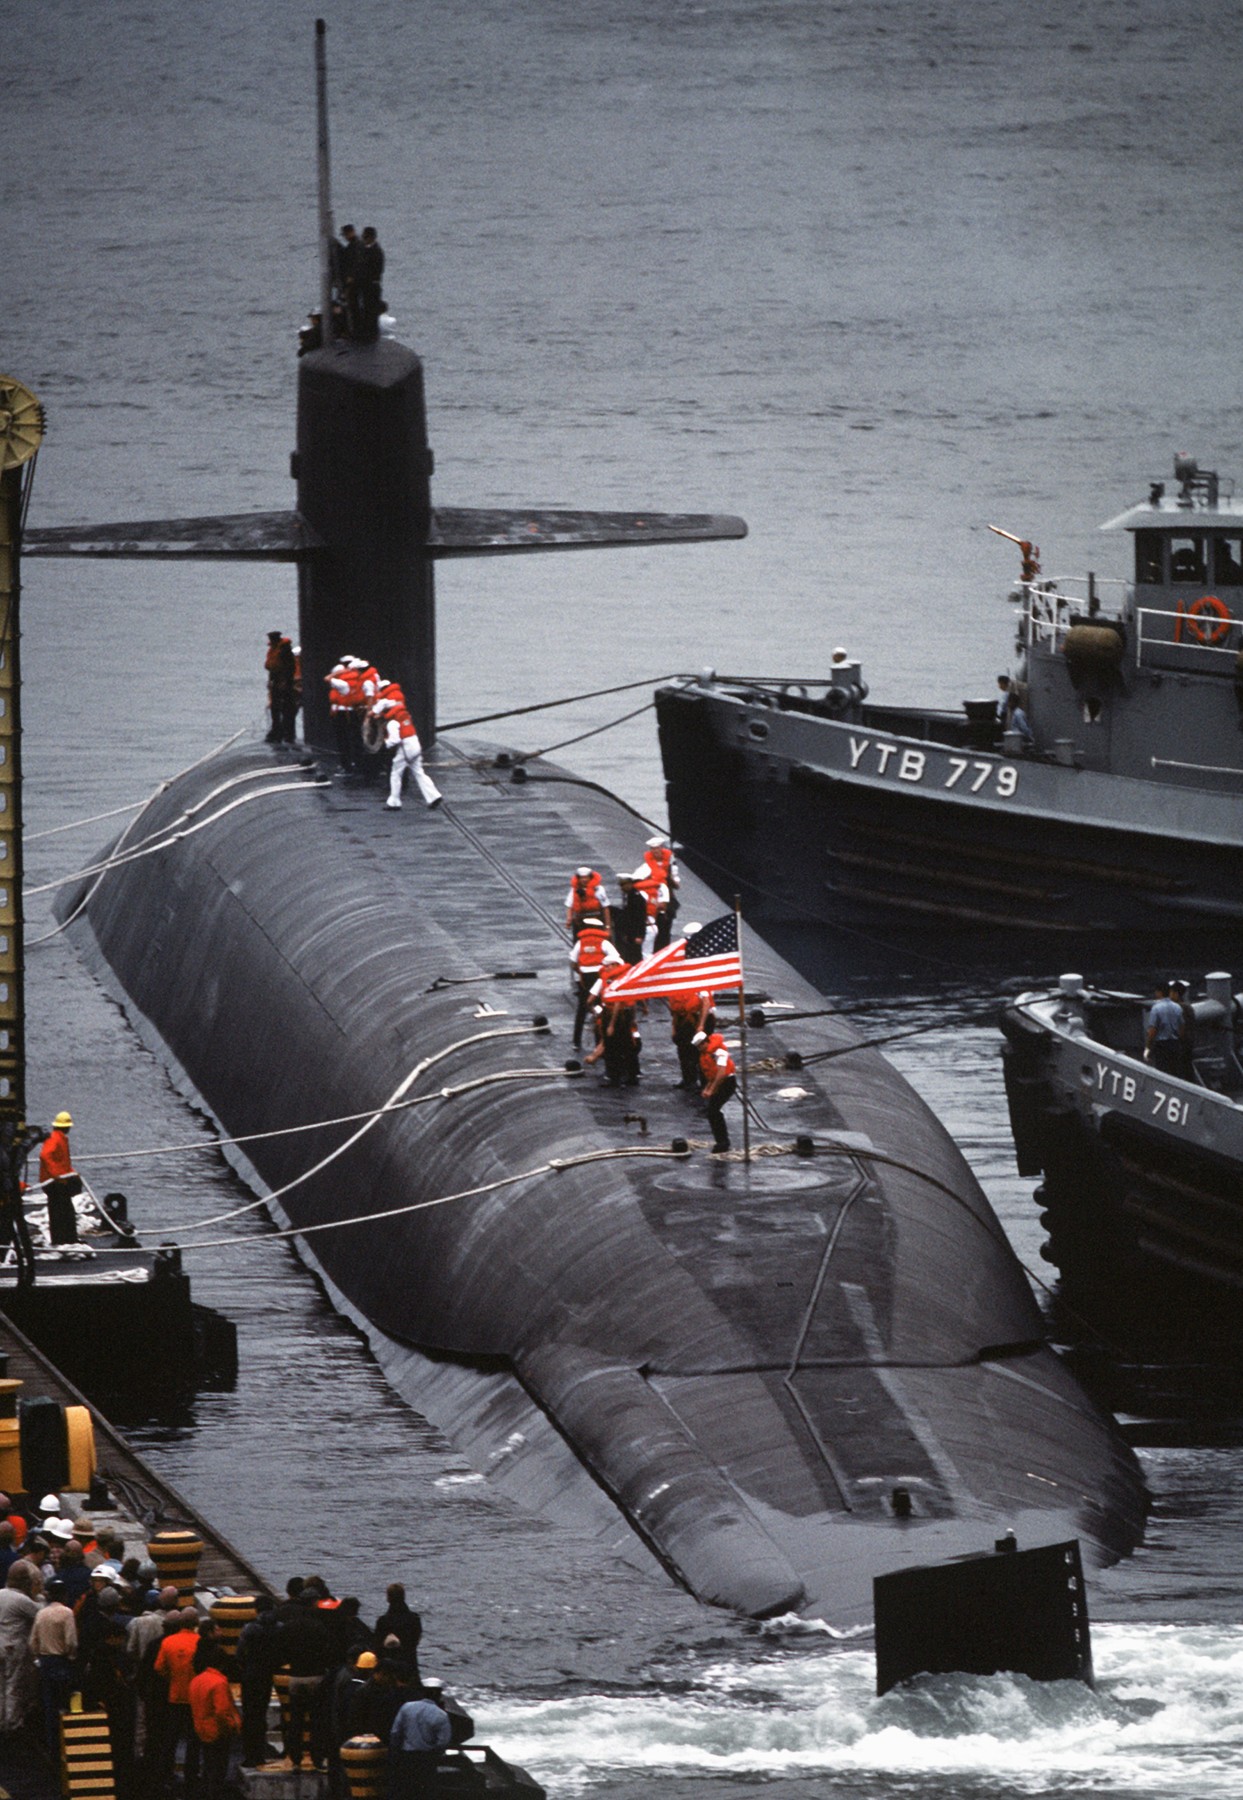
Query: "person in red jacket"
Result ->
[[153, 1610, 202, 1788], [38, 1111, 81, 1245], [189, 1644, 242, 1798]]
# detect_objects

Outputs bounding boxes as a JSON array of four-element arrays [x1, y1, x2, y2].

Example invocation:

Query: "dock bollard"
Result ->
[[341, 1734, 387, 1799], [147, 1528, 204, 1601], [210, 1593, 257, 1663], [60, 1704, 116, 1800]]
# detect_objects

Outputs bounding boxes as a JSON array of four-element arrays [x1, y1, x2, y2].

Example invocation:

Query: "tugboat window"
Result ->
[[1213, 536, 1243, 586], [1134, 532, 1163, 583], [1169, 536, 1207, 582]]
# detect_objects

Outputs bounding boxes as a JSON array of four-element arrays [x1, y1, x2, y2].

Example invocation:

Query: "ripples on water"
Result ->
[[9, 0, 1243, 1791], [482, 1625, 1243, 1796]]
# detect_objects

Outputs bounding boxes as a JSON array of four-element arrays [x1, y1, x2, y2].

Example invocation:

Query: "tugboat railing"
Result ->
[[1021, 585, 1242, 670], [1134, 604, 1242, 667]]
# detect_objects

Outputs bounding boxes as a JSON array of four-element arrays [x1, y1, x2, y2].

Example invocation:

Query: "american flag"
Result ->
[[603, 913, 743, 1003]]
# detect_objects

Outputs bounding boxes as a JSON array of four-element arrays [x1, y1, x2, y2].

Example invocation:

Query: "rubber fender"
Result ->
[[1063, 624, 1124, 670], [64, 1405, 96, 1491]]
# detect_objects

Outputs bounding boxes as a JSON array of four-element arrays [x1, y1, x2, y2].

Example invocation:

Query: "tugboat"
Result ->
[[1001, 970, 1243, 1316], [657, 455, 1243, 973]]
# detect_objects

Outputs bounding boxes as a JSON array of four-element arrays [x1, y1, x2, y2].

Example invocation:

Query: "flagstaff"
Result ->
[[734, 895, 750, 1162]]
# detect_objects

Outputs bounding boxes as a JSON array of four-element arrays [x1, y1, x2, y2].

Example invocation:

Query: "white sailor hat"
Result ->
[[575, 866, 593, 878], [646, 835, 668, 848]]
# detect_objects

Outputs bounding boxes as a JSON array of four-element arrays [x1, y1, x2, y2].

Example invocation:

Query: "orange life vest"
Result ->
[[645, 847, 673, 884], [385, 703, 417, 741], [698, 1032, 735, 1083], [569, 872, 603, 920], [575, 925, 611, 973], [634, 870, 666, 918], [327, 665, 367, 709]]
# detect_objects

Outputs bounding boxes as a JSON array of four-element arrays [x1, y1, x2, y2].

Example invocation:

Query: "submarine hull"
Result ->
[[61, 740, 1145, 1624]]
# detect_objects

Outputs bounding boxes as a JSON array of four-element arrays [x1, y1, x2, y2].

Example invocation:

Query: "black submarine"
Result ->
[[17, 24, 1145, 1626]]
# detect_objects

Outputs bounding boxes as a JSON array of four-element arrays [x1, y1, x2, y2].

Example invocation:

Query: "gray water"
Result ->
[[7, 0, 1243, 1792]]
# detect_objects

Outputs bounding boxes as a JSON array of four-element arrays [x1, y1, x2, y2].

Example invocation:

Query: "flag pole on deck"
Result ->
[[734, 894, 750, 1162]]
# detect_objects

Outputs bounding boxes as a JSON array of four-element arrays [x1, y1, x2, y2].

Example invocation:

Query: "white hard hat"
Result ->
[[48, 1518, 75, 1542], [38, 1494, 61, 1515]]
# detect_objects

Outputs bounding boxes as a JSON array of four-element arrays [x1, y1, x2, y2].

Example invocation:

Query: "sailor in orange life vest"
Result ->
[[569, 916, 622, 1051], [564, 868, 611, 936], [39, 1110, 83, 1245], [370, 694, 443, 811], [693, 1013, 738, 1152], [264, 631, 299, 744], [324, 654, 373, 774], [631, 861, 670, 961], [584, 961, 641, 1087], [640, 836, 680, 951]]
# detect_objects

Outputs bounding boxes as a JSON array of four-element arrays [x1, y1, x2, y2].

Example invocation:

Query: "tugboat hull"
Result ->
[[657, 683, 1243, 976], [1002, 983, 1243, 1318]]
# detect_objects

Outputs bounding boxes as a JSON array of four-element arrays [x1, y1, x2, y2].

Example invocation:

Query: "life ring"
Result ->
[[361, 713, 386, 754], [1186, 594, 1232, 645]]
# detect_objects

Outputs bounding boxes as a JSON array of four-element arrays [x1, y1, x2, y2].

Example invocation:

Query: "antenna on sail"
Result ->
[[314, 20, 336, 339]]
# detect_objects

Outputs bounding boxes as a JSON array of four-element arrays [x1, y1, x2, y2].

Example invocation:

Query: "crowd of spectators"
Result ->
[[0, 1488, 449, 1797]]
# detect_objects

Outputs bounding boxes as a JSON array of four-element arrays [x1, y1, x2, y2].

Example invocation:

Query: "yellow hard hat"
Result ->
[[52, 1111, 73, 1130]]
